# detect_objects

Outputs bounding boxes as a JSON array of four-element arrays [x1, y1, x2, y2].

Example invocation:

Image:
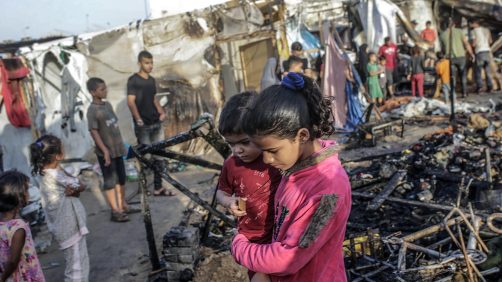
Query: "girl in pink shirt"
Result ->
[[232, 72, 352, 282]]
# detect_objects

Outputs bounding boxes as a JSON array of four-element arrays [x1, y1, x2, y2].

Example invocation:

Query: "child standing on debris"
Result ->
[[0, 170, 45, 282], [409, 46, 425, 98], [30, 135, 89, 282], [216, 91, 282, 281], [435, 52, 453, 103], [367, 52, 384, 105], [231, 73, 352, 281], [87, 77, 137, 223]]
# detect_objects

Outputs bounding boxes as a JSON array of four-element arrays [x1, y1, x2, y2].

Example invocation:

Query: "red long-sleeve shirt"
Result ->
[[231, 141, 351, 281]]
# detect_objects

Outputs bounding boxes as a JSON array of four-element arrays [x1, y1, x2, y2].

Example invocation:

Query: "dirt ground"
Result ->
[[193, 249, 248, 282], [36, 92, 501, 282], [37, 168, 219, 282]]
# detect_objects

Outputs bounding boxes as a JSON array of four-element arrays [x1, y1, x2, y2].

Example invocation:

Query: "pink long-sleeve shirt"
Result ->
[[231, 141, 351, 281]]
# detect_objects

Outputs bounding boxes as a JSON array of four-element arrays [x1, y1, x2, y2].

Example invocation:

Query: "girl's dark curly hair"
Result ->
[[242, 73, 334, 140], [0, 170, 30, 212], [29, 135, 63, 176]]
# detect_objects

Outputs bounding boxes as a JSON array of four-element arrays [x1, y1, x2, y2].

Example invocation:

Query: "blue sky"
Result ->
[[1, 0, 146, 41]]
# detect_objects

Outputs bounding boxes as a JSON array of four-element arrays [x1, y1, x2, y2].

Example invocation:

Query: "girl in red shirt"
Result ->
[[232, 73, 352, 282]]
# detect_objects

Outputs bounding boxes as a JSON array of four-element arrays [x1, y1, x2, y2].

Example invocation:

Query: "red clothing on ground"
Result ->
[[232, 140, 352, 282], [378, 43, 398, 69], [411, 73, 424, 97], [219, 156, 281, 243], [420, 28, 437, 44]]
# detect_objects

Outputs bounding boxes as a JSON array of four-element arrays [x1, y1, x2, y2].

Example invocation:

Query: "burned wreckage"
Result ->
[[343, 113, 502, 281]]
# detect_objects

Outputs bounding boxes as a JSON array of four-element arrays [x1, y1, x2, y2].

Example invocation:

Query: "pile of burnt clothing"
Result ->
[[380, 98, 493, 119], [343, 117, 502, 281]]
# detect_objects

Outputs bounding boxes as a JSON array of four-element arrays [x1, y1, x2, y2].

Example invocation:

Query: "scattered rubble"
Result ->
[[343, 112, 502, 281]]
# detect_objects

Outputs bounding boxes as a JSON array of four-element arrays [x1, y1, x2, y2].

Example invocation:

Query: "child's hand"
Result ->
[[159, 113, 166, 121], [251, 272, 271, 282], [228, 197, 246, 217], [103, 150, 111, 167], [65, 187, 80, 197]]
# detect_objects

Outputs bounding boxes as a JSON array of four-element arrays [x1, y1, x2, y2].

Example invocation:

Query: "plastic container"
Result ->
[[125, 160, 139, 182]]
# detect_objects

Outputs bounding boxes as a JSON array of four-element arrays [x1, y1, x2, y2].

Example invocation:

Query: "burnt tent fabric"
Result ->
[[61, 67, 81, 132], [0, 58, 31, 127]]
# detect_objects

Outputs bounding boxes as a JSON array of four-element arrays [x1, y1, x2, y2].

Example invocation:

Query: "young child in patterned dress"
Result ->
[[0, 170, 45, 282], [30, 135, 89, 282]]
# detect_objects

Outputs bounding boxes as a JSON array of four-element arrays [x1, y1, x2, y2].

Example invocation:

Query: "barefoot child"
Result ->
[[216, 92, 282, 281], [367, 52, 384, 105], [232, 73, 352, 281], [0, 170, 45, 282], [30, 135, 89, 282]]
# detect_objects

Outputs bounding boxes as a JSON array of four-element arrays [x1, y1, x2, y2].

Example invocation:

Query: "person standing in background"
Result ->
[[127, 51, 175, 197], [421, 21, 437, 48], [439, 21, 475, 98], [470, 20, 494, 93], [378, 37, 398, 97]]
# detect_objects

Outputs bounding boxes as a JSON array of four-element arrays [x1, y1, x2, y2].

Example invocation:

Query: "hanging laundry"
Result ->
[[344, 67, 364, 131], [0, 59, 31, 128], [260, 57, 280, 91], [322, 35, 348, 129], [61, 66, 81, 132]]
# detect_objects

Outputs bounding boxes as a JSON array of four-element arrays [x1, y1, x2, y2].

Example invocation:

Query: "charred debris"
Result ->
[[342, 112, 502, 282]]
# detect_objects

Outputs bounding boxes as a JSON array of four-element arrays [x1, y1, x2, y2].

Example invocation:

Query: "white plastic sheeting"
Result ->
[[148, 0, 227, 18], [11, 4, 270, 165], [357, 0, 399, 52], [0, 111, 33, 175], [383, 98, 491, 119]]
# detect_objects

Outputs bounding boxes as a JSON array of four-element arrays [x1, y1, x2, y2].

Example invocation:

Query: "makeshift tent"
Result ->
[[0, 1, 282, 173], [356, 0, 399, 52]]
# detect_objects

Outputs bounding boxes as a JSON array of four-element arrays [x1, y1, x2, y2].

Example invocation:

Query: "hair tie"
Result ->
[[281, 72, 305, 91], [35, 137, 45, 149], [35, 141, 44, 149]]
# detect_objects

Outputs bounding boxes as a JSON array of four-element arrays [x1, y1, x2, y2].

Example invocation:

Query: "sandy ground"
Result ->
[[35, 92, 501, 281], [37, 168, 219, 282]]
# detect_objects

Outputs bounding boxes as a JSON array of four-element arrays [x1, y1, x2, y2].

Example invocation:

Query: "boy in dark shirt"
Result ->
[[127, 51, 174, 196], [282, 42, 309, 74], [87, 77, 134, 222], [286, 56, 304, 74], [216, 92, 282, 280]]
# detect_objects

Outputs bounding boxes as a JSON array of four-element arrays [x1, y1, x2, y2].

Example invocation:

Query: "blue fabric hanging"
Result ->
[[344, 66, 364, 131]]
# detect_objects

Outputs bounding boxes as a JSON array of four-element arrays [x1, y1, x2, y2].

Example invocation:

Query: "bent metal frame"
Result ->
[[128, 114, 235, 277]]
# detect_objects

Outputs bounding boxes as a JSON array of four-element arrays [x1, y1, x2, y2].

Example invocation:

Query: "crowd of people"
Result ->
[[0, 18, 497, 282], [357, 19, 496, 105], [1, 46, 352, 281]]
